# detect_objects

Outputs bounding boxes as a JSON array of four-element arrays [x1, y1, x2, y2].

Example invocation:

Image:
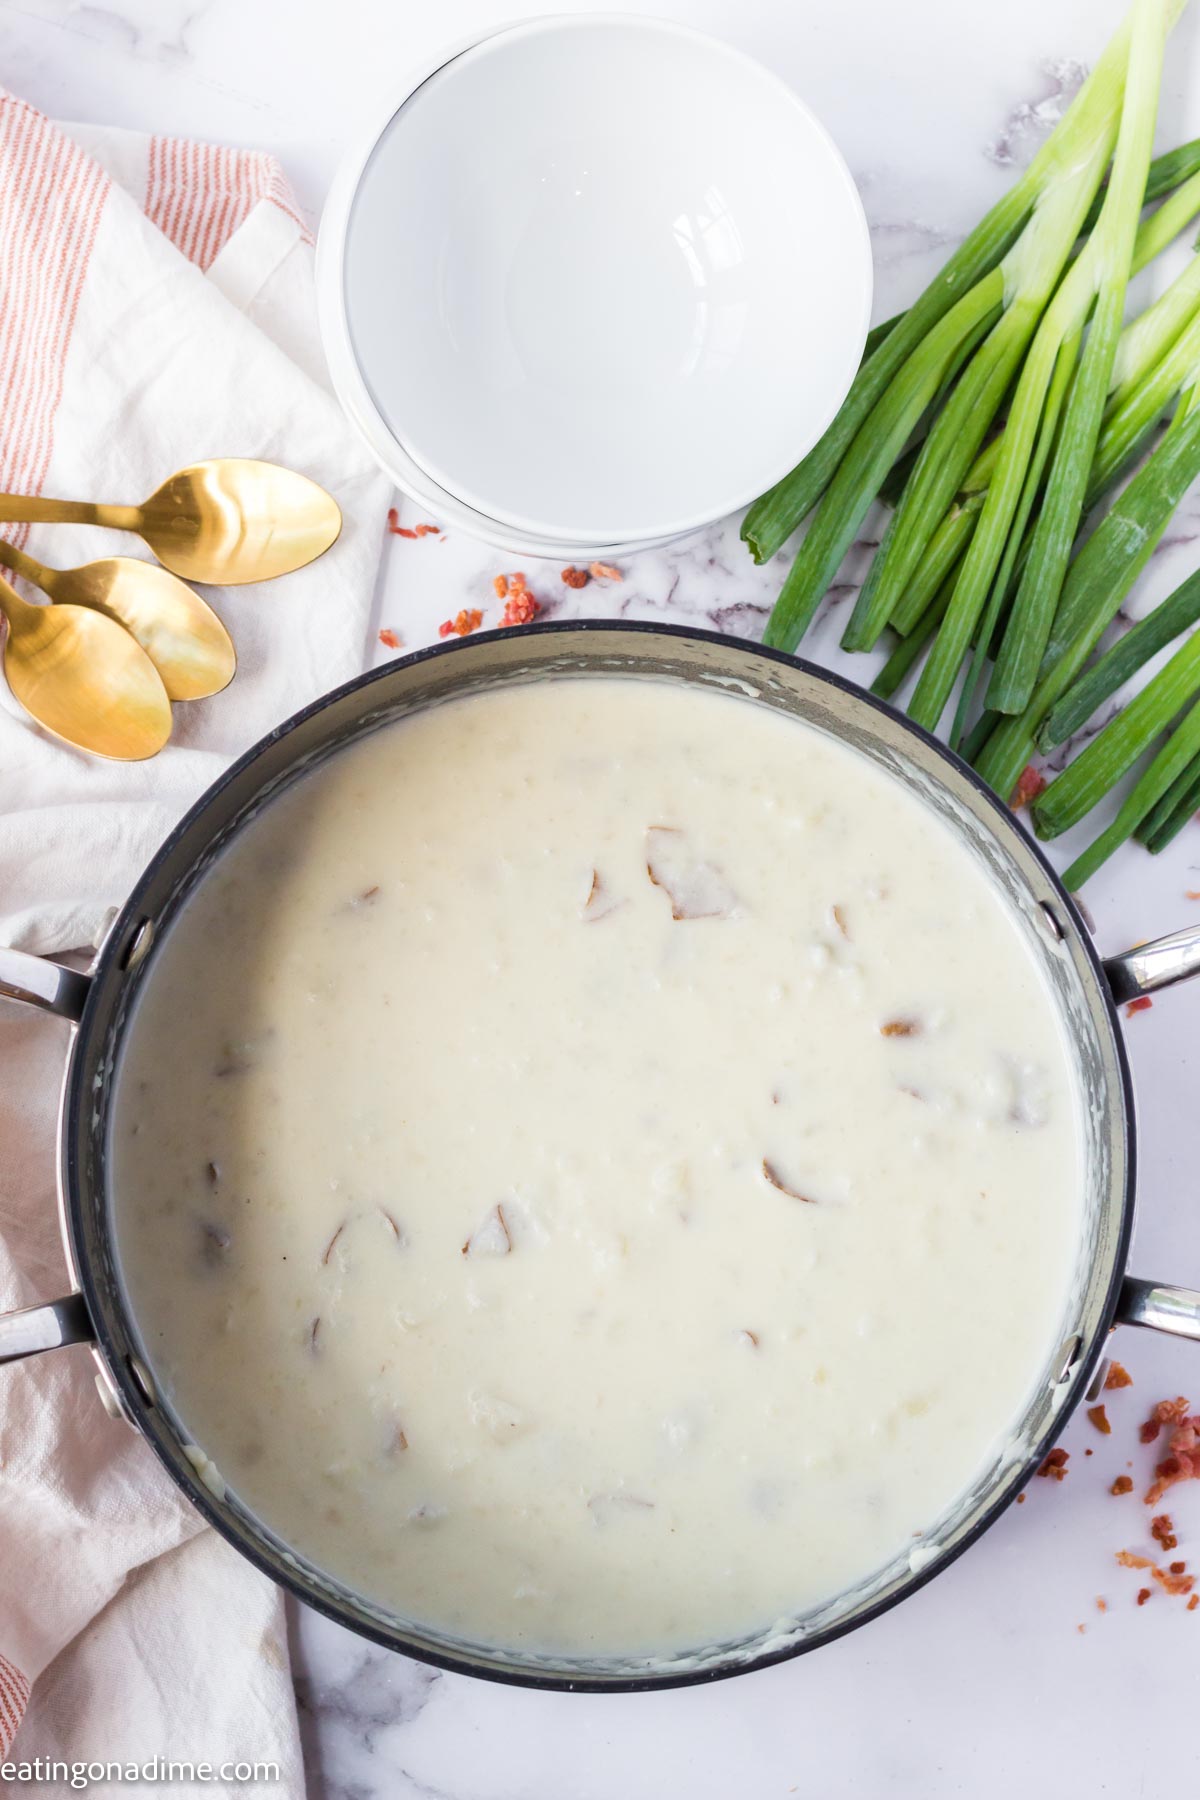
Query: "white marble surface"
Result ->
[[8, 0, 1200, 1793]]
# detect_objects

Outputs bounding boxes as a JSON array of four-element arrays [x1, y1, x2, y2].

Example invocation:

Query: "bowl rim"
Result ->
[[316, 11, 874, 548]]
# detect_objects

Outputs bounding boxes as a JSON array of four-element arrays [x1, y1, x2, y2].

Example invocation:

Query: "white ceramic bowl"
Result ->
[[319, 15, 872, 553]]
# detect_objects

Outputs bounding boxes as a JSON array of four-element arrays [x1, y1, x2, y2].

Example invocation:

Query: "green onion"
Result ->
[[761, 276, 1003, 653], [1136, 747, 1200, 847], [1060, 690, 1200, 886], [1037, 567, 1200, 748], [974, 387, 1200, 800], [749, 8, 1141, 595], [909, 0, 1169, 731], [1032, 623, 1200, 836], [871, 578, 955, 700], [989, 5, 1167, 714]]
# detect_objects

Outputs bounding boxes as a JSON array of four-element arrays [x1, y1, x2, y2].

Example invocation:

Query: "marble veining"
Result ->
[[6, 0, 1200, 1794]]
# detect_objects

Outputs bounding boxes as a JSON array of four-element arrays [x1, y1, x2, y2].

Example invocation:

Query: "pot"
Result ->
[[2, 620, 1199, 1691]]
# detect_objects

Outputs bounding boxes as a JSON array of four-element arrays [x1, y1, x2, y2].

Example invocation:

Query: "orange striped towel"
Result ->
[[0, 92, 388, 1786]]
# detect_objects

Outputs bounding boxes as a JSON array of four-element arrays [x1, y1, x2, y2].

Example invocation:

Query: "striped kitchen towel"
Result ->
[[0, 91, 390, 1788]]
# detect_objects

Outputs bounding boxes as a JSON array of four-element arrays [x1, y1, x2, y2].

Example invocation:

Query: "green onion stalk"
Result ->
[[974, 381, 1200, 800], [1037, 567, 1200, 747], [1136, 747, 1200, 848], [749, 6, 1141, 648], [906, 0, 1171, 730], [1058, 688, 1200, 887], [1032, 621, 1200, 836]]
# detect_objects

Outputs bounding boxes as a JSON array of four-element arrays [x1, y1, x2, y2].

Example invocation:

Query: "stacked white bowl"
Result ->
[[317, 15, 873, 559]]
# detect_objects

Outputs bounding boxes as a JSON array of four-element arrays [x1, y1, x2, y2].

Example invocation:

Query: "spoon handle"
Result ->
[[0, 538, 46, 587], [0, 494, 141, 531]]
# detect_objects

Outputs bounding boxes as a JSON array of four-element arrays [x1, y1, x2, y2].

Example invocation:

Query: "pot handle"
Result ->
[[0, 945, 91, 1022], [0, 1292, 93, 1364], [1104, 923, 1200, 1004], [1118, 1277, 1200, 1342]]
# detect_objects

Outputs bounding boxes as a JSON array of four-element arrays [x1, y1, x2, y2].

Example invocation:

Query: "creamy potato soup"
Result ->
[[112, 678, 1081, 1658]]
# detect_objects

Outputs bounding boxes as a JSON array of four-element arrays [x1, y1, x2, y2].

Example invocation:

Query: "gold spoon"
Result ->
[[0, 538, 236, 701], [0, 574, 172, 760], [0, 459, 342, 586]]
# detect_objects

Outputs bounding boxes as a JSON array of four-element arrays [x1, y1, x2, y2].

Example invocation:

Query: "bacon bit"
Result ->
[[1189, 1594, 1199, 1611], [1111, 1475, 1134, 1496], [761, 1158, 816, 1204], [1170, 1560, 1187, 1575], [1105, 1361, 1133, 1390], [1145, 1403, 1200, 1505], [1151, 1513, 1178, 1552], [386, 508, 417, 539], [1010, 764, 1048, 810], [1038, 1448, 1069, 1481], [462, 1203, 512, 1258], [1137, 1587, 1152, 1606], [414, 523, 441, 537], [438, 608, 483, 639], [582, 868, 623, 923], [378, 627, 403, 650], [1125, 996, 1154, 1017], [1187, 890, 1200, 901], [1096, 1597, 1107, 1612], [880, 1017, 920, 1038], [321, 1224, 344, 1266], [588, 561, 622, 582], [1155, 1565, 1194, 1596], [500, 590, 539, 628], [493, 575, 509, 598], [1117, 1548, 1196, 1599], [646, 825, 737, 920], [561, 565, 589, 589], [1076, 1623, 1086, 1634], [1087, 1404, 1112, 1436], [1016, 1492, 1026, 1503]]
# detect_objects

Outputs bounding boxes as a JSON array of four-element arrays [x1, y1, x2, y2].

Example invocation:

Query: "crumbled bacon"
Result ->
[[1096, 1597, 1107, 1612], [1170, 1560, 1187, 1576], [500, 590, 539, 628], [588, 561, 622, 581], [1010, 764, 1048, 810], [438, 608, 483, 639], [880, 1018, 920, 1038], [1105, 1361, 1133, 1390], [1151, 1513, 1178, 1552], [1111, 1475, 1134, 1496], [378, 627, 402, 650], [1190, 1594, 1199, 1611], [386, 509, 439, 539], [1146, 1409, 1200, 1506], [561, 565, 589, 588], [1125, 996, 1153, 1018], [493, 575, 509, 598], [1038, 1448, 1069, 1481], [1137, 1587, 1151, 1606], [1087, 1404, 1112, 1436]]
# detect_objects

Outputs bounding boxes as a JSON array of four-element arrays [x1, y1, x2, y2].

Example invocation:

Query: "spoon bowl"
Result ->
[[0, 577, 172, 760], [0, 459, 343, 587], [137, 460, 343, 585], [0, 539, 236, 700]]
